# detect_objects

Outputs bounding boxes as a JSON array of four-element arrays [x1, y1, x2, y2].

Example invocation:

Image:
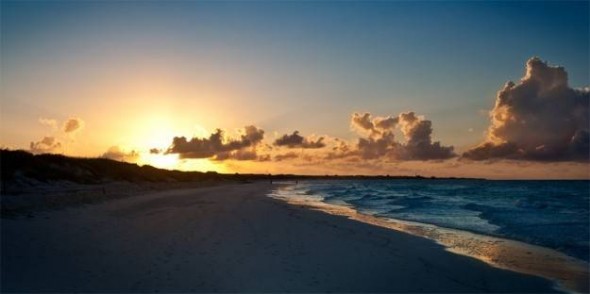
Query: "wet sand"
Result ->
[[272, 188, 589, 293], [2, 182, 560, 292]]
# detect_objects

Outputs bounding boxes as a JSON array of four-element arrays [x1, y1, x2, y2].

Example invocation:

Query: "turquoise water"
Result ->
[[272, 180, 590, 262]]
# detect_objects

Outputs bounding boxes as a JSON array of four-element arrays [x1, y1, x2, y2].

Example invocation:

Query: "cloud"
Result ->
[[38, 118, 58, 130], [29, 116, 87, 155], [351, 112, 398, 136], [242, 125, 265, 145], [30, 136, 62, 154], [351, 112, 455, 160], [351, 113, 376, 132], [215, 149, 257, 161], [396, 112, 455, 160], [63, 117, 84, 134], [166, 125, 265, 160], [101, 146, 140, 162], [357, 131, 397, 159], [274, 152, 299, 161], [463, 57, 589, 162], [149, 148, 161, 154], [274, 131, 326, 149]]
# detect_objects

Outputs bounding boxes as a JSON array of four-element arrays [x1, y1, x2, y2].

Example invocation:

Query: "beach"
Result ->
[[2, 182, 560, 292]]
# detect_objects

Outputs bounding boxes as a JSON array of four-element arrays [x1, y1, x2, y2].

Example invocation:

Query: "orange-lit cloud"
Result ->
[[63, 117, 84, 134], [274, 152, 299, 161], [30, 136, 61, 154], [463, 57, 589, 162], [101, 146, 140, 162], [30, 117, 85, 154], [350, 111, 455, 160]]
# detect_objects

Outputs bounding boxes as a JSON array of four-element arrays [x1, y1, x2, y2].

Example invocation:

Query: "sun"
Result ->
[[140, 153, 179, 170]]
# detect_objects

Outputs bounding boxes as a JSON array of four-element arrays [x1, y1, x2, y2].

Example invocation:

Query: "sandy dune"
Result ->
[[2, 182, 558, 292]]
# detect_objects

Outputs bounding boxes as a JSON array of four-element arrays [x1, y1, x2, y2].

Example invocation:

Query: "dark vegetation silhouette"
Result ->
[[0, 149, 481, 217], [1, 149, 479, 187]]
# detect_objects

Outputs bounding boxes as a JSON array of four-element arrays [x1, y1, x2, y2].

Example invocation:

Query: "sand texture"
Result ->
[[2, 182, 559, 292]]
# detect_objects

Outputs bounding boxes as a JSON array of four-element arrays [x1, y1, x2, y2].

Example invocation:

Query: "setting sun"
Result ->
[[1, 1, 588, 293]]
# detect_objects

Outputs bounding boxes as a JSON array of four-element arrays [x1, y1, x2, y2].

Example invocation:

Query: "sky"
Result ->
[[1, 1, 588, 179]]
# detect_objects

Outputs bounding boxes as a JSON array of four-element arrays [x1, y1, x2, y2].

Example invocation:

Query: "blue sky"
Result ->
[[1, 1, 588, 177]]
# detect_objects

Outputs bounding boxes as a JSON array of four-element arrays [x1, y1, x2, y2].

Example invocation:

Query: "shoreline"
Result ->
[[2, 182, 565, 292], [269, 183, 590, 293]]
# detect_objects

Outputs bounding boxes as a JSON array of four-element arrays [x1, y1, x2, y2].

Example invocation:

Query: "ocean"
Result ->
[[269, 179, 590, 263]]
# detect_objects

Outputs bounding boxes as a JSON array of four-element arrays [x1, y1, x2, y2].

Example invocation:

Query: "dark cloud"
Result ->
[[357, 132, 397, 159], [351, 112, 455, 161], [463, 57, 589, 162], [101, 146, 139, 162], [166, 125, 265, 160], [242, 125, 265, 145], [396, 112, 455, 160], [149, 148, 161, 154], [274, 131, 326, 149], [30, 136, 62, 154], [63, 117, 84, 134]]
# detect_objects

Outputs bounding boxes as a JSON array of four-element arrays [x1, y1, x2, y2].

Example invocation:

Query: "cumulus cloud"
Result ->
[[274, 131, 326, 149], [463, 57, 589, 162], [63, 117, 84, 134], [396, 112, 455, 160], [30, 136, 62, 154], [166, 125, 265, 160], [351, 112, 455, 160], [101, 146, 140, 162], [351, 112, 398, 136]]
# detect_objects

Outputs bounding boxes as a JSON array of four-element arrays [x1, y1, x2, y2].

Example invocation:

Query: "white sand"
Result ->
[[2, 182, 560, 292]]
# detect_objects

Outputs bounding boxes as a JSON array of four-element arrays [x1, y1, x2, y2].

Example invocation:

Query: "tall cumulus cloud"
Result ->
[[351, 112, 455, 160], [463, 57, 589, 162]]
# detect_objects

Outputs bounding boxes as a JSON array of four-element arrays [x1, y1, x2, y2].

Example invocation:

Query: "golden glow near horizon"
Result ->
[[1, 2, 588, 179]]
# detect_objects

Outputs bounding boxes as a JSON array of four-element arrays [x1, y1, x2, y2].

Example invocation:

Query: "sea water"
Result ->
[[270, 179, 590, 262]]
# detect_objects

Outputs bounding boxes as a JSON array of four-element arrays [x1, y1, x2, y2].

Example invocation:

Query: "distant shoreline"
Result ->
[[5, 149, 589, 185]]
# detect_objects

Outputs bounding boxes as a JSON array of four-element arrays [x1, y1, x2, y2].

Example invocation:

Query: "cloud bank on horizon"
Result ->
[[26, 58, 590, 169], [158, 57, 587, 165]]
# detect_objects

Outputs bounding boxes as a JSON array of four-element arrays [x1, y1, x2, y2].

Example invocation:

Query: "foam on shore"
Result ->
[[269, 184, 590, 293]]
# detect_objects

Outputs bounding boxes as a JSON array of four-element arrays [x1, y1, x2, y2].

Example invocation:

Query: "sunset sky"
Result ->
[[1, 1, 588, 179]]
